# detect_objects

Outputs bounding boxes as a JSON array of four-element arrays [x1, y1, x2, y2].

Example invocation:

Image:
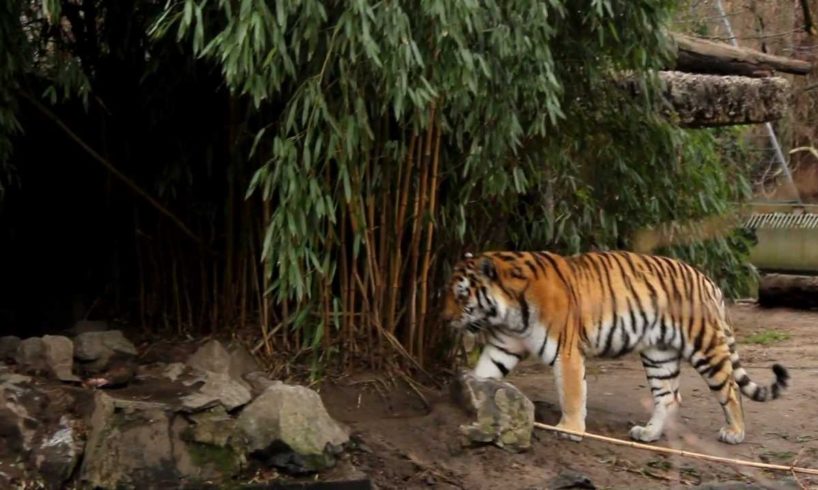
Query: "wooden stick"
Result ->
[[533, 422, 818, 476], [21, 92, 206, 246]]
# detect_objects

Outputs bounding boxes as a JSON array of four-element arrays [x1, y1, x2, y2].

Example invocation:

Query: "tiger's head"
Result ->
[[442, 252, 530, 333]]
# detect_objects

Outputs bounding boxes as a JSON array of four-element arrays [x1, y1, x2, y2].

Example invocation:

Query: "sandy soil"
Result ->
[[320, 304, 818, 490]]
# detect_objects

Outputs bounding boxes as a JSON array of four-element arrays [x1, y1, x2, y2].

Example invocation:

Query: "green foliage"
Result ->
[[655, 127, 757, 298], [0, 0, 759, 365], [0, 0, 94, 195], [154, 0, 756, 359], [0, 0, 25, 195]]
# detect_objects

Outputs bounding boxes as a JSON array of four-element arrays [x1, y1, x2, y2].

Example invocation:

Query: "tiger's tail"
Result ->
[[727, 335, 790, 402]]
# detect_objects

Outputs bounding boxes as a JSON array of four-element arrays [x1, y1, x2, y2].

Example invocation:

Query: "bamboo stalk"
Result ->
[[387, 134, 418, 334], [250, 202, 272, 355], [351, 268, 432, 375], [377, 168, 390, 368], [417, 123, 442, 364], [407, 107, 436, 354], [353, 266, 373, 367], [198, 238, 208, 329], [133, 209, 148, 332], [179, 238, 195, 332], [339, 205, 351, 362], [377, 121, 392, 346], [361, 159, 385, 366], [534, 422, 818, 476], [240, 252, 248, 328], [348, 249, 359, 358], [322, 164, 334, 359], [211, 260, 219, 331]]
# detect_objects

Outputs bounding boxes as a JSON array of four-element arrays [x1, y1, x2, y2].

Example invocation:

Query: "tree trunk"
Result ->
[[671, 33, 812, 77], [758, 273, 818, 309]]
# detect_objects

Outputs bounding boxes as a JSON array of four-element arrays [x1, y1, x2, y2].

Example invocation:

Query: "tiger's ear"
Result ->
[[479, 257, 497, 281]]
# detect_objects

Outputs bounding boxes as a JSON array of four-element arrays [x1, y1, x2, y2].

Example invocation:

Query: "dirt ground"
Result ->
[[319, 304, 818, 490]]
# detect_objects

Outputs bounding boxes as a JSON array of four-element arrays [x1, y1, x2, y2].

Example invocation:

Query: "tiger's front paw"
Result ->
[[718, 426, 745, 444], [629, 424, 662, 443], [555, 421, 584, 442]]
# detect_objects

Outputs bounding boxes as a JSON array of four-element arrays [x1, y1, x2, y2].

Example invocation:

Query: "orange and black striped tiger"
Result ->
[[442, 250, 789, 444]]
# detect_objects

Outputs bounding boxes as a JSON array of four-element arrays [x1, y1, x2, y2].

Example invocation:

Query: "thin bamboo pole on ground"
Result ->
[[534, 422, 818, 476]]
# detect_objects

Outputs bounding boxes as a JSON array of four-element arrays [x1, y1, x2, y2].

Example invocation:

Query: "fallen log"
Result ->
[[758, 273, 818, 309], [671, 33, 812, 77], [621, 71, 790, 128]]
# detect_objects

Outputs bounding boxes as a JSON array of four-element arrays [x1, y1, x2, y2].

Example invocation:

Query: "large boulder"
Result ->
[[30, 415, 83, 490], [183, 406, 236, 447], [451, 372, 535, 453], [233, 383, 349, 474], [0, 373, 40, 457], [74, 330, 138, 372], [0, 336, 20, 363], [0, 373, 86, 489], [186, 339, 261, 388], [80, 392, 240, 488], [66, 320, 109, 337], [41, 335, 80, 382], [15, 338, 48, 375], [10, 336, 80, 382], [181, 340, 261, 412], [180, 371, 252, 412]]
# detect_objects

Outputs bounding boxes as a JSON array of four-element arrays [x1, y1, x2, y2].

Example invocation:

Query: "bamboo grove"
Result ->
[[0, 1, 757, 374]]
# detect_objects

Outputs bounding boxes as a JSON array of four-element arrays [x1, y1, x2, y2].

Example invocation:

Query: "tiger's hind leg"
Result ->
[[629, 348, 682, 443], [690, 340, 745, 444]]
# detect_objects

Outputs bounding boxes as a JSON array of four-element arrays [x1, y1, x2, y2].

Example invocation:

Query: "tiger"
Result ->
[[442, 250, 789, 445]]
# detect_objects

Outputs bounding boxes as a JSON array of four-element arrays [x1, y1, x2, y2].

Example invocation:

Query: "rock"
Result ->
[[233, 383, 349, 474], [243, 371, 280, 397], [31, 415, 82, 490], [81, 393, 180, 488], [80, 392, 240, 487], [184, 406, 236, 447], [41, 335, 80, 382], [187, 340, 260, 389], [74, 330, 137, 371], [228, 344, 262, 380], [163, 362, 187, 382], [180, 371, 252, 412], [0, 372, 31, 386], [0, 374, 46, 457], [66, 320, 109, 337], [187, 339, 231, 374], [102, 360, 137, 387], [0, 336, 20, 362], [452, 372, 535, 453], [547, 470, 596, 489], [15, 337, 48, 375]]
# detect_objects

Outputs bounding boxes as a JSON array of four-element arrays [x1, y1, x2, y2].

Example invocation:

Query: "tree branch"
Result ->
[[20, 92, 206, 247]]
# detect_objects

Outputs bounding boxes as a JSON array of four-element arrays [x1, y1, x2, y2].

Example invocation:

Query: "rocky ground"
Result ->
[[0, 326, 364, 489], [322, 304, 818, 490], [0, 303, 816, 489]]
